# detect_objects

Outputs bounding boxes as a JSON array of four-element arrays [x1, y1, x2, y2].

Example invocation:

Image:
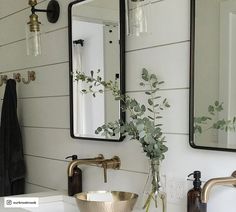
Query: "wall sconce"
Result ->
[[26, 0, 60, 56], [126, 0, 151, 36]]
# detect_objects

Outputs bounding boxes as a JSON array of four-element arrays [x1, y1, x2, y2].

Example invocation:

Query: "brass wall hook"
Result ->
[[22, 71, 36, 84], [13, 73, 21, 82], [0, 75, 8, 86], [0, 71, 36, 87]]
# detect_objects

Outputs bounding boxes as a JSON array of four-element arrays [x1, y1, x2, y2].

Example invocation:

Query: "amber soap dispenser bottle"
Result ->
[[187, 171, 206, 212], [66, 155, 82, 196]]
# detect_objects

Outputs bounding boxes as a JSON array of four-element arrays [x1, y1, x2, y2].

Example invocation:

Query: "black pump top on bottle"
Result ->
[[188, 171, 201, 189], [65, 155, 78, 160]]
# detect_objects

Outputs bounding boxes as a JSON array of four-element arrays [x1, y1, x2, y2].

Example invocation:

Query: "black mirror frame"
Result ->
[[68, 0, 126, 142], [189, 0, 236, 152]]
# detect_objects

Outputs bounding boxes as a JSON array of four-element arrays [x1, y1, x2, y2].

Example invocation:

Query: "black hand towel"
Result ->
[[0, 79, 26, 197]]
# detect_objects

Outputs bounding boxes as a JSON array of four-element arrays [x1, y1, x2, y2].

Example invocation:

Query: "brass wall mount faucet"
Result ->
[[201, 171, 236, 203], [67, 154, 121, 183]]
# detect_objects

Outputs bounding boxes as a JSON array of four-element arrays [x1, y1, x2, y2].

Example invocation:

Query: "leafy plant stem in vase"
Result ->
[[75, 68, 170, 212], [143, 159, 166, 212]]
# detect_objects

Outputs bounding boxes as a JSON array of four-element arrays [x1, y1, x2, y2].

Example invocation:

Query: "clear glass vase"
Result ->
[[142, 159, 167, 212]]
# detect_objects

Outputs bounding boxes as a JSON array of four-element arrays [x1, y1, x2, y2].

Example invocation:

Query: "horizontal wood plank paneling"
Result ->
[[16, 89, 188, 133], [130, 89, 189, 134], [0, 28, 68, 72], [22, 127, 148, 173], [0, 0, 45, 19], [22, 128, 190, 173], [0, 62, 69, 98], [126, 0, 190, 51], [0, 42, 189, 98], [18, 96, 69, 128], [25, 183, 54, 194], [25, 155, 68, 191], [126, 41, 190, 91]]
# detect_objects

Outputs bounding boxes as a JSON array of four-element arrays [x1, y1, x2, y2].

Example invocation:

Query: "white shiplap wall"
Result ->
[[1, 0, 236, 211]]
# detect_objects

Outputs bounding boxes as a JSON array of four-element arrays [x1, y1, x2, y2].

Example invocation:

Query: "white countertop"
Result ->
[[0, 191, 142, 212], [0, 191, 66, 212]]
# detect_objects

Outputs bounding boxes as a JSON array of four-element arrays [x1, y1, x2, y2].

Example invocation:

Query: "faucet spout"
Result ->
[[67, 154, 121, 183], [201, 171, 236, 203], [68, 154, 105, 177]]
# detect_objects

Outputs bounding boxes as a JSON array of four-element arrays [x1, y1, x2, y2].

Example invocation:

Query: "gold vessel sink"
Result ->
[[74, 191, 138, 212]]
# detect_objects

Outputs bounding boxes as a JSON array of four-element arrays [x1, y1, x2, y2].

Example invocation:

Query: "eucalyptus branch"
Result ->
[[75, 68, 170, 161], [76, 70, 145, 120], [75, 68, 170, 211], [194, 101, 236, 134]]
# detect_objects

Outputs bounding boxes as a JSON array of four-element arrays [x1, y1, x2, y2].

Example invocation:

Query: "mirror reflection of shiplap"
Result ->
[[71, 0, 121, 139], [193, 0, 236, 150]]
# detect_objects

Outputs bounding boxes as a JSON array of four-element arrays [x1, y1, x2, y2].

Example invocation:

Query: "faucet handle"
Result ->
[[103, 156, 121, 170], [101, 156, 121, 183], [232, 171, 236, 187], [102, 162, 108, 183], [111, 156, 121, 169]]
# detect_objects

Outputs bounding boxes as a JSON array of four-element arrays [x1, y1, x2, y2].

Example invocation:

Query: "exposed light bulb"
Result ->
[[127, 0, 151, 36], [26, 14, 42, 56]]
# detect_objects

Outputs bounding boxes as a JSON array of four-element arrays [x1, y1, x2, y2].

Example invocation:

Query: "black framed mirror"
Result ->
[[68, 0, 125, 141], [190, 0, 236, 152]]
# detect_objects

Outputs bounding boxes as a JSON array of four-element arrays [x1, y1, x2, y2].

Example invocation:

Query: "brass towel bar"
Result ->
[[0, 71, 36, 87]]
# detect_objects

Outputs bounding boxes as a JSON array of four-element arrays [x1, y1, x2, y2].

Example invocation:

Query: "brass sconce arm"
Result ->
[[201, 171, 236, 203], [67, 154, 121, 183], [28, 0, 60, 24]]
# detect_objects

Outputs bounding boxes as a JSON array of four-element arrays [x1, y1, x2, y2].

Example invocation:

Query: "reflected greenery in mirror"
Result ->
[[190, 0, 236, 151], [194, 101, 236, 134], [68, 0, 125, 141]]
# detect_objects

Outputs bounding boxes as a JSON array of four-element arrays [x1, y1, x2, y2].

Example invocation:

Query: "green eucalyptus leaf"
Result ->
[[152, 81, 159, 88], [150, 74, 157, 81], [148, 116, 154, 120], [134, 106, 140, 112], [208, 105, 214, 113], [148, 99, 153, 105], [141, 105, 146, 112], [165, 103, 170, 108], [142, 68, 148, 76], [139, 131, 146, 138], [137, 123, 145, 131]]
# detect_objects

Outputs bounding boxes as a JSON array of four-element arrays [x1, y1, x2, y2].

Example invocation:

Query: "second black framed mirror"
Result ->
[[190, 0, 236, 152]]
